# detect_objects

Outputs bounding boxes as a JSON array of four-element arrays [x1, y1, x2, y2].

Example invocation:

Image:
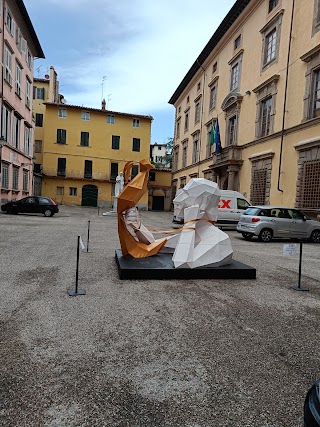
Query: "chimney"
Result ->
[[102, 98, 106, 110]]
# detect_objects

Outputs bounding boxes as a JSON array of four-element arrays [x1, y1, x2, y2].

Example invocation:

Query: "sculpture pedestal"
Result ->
[[115, 249, 256, 280], [102, 196, 118, 216]]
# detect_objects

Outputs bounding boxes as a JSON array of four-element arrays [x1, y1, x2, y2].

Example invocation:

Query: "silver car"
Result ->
[[237, 206, 320, 243]]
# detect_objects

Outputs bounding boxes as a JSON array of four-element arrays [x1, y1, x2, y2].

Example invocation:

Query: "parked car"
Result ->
[[1, 196, 59, 217], [173, 190, 251, 229], [237, 206, 320, 243]]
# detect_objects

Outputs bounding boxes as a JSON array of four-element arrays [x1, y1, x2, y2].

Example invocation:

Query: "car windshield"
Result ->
[[243, 208, 260, 216]]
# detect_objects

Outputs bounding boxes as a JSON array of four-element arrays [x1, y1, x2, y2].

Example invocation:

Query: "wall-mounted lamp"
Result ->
[[245, 90, 251, 95]]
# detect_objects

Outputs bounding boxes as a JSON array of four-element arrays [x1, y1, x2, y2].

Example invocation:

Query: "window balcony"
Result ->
[[212, 145, 243, 169]]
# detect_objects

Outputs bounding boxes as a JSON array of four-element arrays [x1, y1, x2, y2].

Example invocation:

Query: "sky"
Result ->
[[25, 0, 235, 144]]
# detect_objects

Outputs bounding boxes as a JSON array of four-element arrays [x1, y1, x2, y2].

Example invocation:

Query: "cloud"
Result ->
[[27, 0, 235, 136]]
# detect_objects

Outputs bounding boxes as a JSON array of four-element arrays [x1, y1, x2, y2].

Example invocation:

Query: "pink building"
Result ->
[[0, 0, 44, 204]]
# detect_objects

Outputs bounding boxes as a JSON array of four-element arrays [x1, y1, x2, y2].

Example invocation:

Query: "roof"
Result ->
[[168, 0, 251, 105], [16, 0, 45, 59], [44, 102, 153, 120], [151, 143, 167, 147], [34, 78, 50, 83]]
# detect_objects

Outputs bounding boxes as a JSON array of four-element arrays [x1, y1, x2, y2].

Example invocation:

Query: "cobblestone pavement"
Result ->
[[0, 206, 320, 427]]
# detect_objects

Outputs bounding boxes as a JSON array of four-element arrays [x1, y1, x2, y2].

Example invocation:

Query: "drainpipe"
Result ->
[[277, 0, 295, 192]]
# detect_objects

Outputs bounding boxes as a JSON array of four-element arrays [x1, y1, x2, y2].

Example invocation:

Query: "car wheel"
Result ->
[[311, 230, 320, 243], [44, 209, 53, 217], [258, 228, 273, 242], [242, 232, 253, 240]]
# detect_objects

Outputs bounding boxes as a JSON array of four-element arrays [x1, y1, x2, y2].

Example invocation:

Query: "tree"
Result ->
[[163, 137, 173, 168]]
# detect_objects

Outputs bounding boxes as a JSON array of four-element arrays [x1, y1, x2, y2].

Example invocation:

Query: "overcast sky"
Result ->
[[25, 0, 235, 143]]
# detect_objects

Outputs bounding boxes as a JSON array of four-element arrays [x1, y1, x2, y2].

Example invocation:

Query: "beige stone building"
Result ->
[[169, 0, 320, 218]]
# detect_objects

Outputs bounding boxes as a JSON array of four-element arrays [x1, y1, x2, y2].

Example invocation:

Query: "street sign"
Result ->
[[283, 243, 297, 257]]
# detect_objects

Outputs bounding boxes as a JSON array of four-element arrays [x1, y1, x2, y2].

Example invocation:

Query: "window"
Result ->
[[69, 187, 77, 196], [24, 126, 32, 155], [84, 160, 92, 179], [149, 171, 156, 181], [132, 138, 140, 152], [4, 44, 12, 84], [80, 132, 89, 147], [131, 165, 139, 179], [35, 140, 42, 153], [34, 164, 41, 174], [301, 160, 320, 209], [26, 78, 31, 107], [2, 105, 11, 144], [192, 133, 199, 164], [82, 111, 90, 121], [15, 62, 22, 96], [58, 108, 67, 118], [176, 120, 180, 138], [237, 198, 250, 210], [234, 35, 241, 50], [268, 0, 279, 13], [13, 115, 21, 149], [107, 115, 115, 124], [178, 106, 181, 113], [57, 158, 66, 177], [22, 170, 28, 192], [251, 169, 267, 205], [312, 69, 320, 118], [209, 85, 216, 110], [180, 177, 186, 188], [12, 167, 19, 191], [195, 101, 201, 123], [212, 62, 217, 73], [260, 97, 272, 136], [35, 113, 43, 127], [57, 186, 64, 195], [230, 62, 239, 91], [187, 96, 190, 103], [26, 49, 33, 70], [264, 29, 277, 64], [1, 163, 9, 189], [184, 111, 189, 131], [112, 135, 120, 150], [182, 140, 188, 168], [133, 118, 140, 128], [57, 129, 66, 144], [36, 87, 45, 100], [227, 115, 237, 146], [5, 8, 14, 36], [173, 146, 179, 171], [197, 82, 201, 91], [110, 162, 118, 180]]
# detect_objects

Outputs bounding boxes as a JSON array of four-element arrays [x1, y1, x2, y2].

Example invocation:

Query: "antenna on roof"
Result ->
[[101, 76, 107, 102], [36, 65, 42, 78], [107, 94, 112, 109]]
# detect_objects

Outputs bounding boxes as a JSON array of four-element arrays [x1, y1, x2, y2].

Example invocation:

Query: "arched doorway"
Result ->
[[152, 189, 165, 211], [82, 185, 98, 207]]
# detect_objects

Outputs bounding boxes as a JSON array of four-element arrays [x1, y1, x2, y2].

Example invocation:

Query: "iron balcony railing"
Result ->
[[43, 168, 110, 181]]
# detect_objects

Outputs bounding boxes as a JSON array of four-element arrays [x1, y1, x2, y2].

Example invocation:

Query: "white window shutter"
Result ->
[[21, 38, 27, 54], [11, 18, 15, 36]]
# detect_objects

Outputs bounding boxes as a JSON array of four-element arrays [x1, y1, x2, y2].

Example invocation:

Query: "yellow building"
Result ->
[[33, 72, 152, 209], [170, 0, 320, 218], [148, 168, 172, 211]]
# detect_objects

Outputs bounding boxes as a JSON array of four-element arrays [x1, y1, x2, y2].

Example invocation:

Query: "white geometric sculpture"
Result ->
[[164, 178, 233, 269]]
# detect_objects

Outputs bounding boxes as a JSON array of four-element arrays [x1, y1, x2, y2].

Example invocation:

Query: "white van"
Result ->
[[172, 190, 251, 229]]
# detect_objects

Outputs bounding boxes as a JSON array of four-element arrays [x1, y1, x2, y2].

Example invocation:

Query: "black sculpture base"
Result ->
[[115, 250, 256, 280]]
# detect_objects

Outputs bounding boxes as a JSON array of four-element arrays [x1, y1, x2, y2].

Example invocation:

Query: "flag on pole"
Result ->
[[214, 118, 222, 154], [209, 120, 215, 146]]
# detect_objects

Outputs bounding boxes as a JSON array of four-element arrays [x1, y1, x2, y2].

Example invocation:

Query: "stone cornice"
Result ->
[[253, 74, 280, 93], [301, 44, 320, 62]]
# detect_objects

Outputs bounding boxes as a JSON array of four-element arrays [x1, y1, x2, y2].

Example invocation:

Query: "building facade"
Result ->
[[36, 100, 152, 209], [150, 142, 170, 167], [0, 0, 44, 204], [170, 0, 320, 218], [148, 168, 172, 211]]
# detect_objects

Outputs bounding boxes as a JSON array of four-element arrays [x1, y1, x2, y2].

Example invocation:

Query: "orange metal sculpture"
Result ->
[[117, 159, 167, 258]]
